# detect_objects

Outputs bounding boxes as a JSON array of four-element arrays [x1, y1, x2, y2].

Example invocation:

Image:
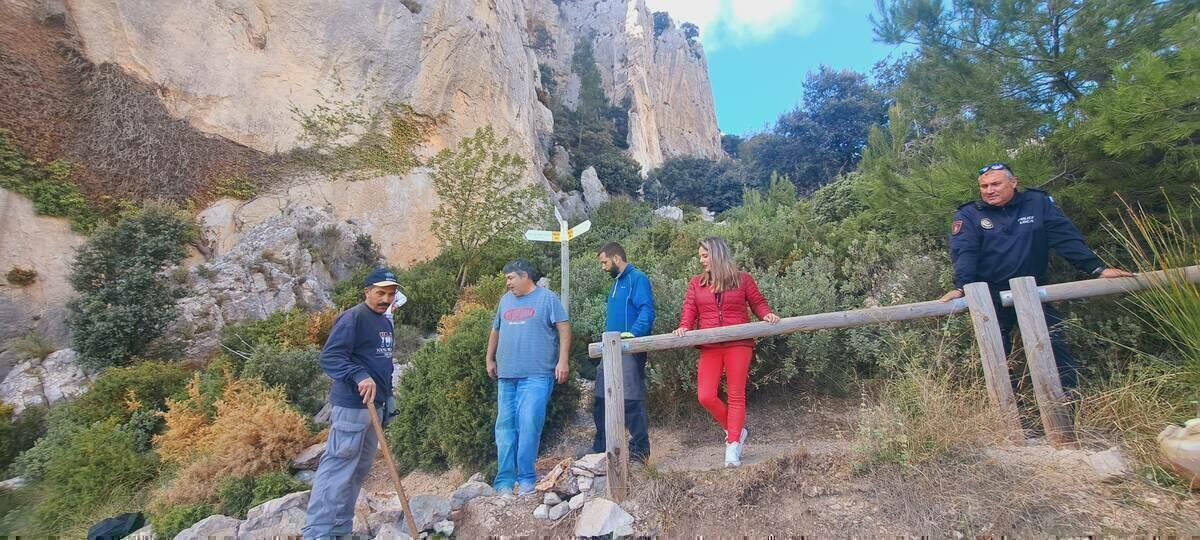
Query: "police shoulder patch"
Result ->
[[952, 220, 963, 235]]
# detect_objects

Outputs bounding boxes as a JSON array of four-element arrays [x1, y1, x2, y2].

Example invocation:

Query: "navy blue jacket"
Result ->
[[950, 188, 1105, 291], [605, 264, 655, 337], [320, 302, 394, 409]]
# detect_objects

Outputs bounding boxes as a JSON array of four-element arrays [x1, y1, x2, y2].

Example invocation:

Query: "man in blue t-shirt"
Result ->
[[304, 268, 398, 539], [485, 259, 570, 496]]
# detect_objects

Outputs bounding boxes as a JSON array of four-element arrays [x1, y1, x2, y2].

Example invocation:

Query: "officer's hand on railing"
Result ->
[[672, 327, 688, 337], [939, 289, 964, 303], [1099, 268, 1134, 278]]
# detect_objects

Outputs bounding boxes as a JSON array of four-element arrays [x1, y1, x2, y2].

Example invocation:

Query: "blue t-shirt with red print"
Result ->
[[492, 286, 569, 379]]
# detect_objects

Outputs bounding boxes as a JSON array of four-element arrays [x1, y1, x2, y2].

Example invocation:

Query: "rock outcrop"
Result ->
[[171, 206, 376, 358], [528, 0, 723, 170], [0, 189, 85, 377], [0, 348, 92, 414]]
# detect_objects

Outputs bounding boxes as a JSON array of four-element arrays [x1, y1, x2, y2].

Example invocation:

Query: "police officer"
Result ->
[[939, 162, 1132, 388]]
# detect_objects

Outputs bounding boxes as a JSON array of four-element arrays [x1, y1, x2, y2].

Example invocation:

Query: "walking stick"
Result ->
[[366, 400, 421, 538]]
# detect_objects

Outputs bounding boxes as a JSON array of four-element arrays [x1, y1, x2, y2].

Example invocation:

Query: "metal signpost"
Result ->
[[524, 207, 590, 315]]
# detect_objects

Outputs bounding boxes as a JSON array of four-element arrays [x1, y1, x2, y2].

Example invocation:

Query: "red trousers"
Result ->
[[696, 345, 753, 443]]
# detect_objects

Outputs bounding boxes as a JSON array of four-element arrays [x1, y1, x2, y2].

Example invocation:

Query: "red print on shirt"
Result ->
[[503, 307, 536, 322]]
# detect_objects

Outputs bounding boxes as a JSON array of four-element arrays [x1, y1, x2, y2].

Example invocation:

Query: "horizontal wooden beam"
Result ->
[[998, 265, 1200, 307], [588, 298, 968, 358]]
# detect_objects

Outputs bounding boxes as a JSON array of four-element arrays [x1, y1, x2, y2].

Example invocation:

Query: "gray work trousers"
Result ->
[[302, 405, 386, 539]]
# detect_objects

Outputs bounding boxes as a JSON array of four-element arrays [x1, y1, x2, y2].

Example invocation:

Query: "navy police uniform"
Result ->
[[949, 188, 1106, 388]]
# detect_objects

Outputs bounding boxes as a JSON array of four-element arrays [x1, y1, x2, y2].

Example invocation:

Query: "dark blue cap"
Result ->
[[363, 268, 399, 288]]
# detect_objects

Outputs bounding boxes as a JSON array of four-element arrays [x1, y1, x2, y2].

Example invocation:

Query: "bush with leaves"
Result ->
[[150, 504, 214, 540], [240, 346, 327, 415], [0, 128, 99, 232], [0, 403, 46, 475], [73, 361, 190, 426], [389, 277, 579, 474], [646, 157, 746, 212], [152, 373, 317, 509], [430, 125, 544, 288], [31, 419, 158, 533], [68, 205, 195, 369]]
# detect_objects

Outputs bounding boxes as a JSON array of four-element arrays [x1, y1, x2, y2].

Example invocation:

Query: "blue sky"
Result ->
[[644, 0, 907, 136]]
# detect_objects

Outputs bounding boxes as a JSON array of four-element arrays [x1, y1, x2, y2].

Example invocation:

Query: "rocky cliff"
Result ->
[[0, 0, 721, 345]]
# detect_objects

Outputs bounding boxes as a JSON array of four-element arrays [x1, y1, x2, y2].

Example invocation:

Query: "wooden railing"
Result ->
[[587, 265, 1200, 502]]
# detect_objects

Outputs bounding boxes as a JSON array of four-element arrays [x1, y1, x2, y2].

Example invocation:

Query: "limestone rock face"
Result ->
[[170, 206, 376, 358], [0, 348, 92, 414], [238, 490, 310, 538], [65, 0, 553, 169], [175, 515, 242, 540], [196, 170, 440, 265], [0, 189, 85, 376], [580, 166, 610, 210], [528, 0, 722, 171]]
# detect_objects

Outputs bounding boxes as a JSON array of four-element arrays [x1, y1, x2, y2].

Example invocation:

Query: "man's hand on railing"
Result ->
[[1099, 268, 1134, 278], [939, 289, 964, 303]]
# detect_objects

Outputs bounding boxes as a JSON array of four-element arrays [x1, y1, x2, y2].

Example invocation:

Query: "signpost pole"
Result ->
[[560, 214, 570, 316]]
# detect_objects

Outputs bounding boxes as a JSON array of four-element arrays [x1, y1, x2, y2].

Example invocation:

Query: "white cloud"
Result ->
[[644, 0, 826, 51]]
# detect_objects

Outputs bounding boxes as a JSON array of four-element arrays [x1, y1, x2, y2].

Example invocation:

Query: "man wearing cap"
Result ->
[[939, 163, 1132, 389], [303, 268, 399, 539], [486, 259, 570, 496]]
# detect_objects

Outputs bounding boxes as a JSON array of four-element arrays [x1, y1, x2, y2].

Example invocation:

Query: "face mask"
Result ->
[[608, 265, 620, 278]]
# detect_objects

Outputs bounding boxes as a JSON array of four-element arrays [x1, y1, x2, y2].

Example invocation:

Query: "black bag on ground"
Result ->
[[87, 512, 145, 540]]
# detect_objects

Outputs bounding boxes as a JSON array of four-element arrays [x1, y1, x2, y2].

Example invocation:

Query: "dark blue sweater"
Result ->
[[950, 188, 1104, 290], [320, 302, 394, 409]]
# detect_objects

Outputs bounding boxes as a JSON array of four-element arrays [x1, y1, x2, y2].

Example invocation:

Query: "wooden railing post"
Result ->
[[963, 283, 1023, 444], [600, 331, 629, 502], [1009, 276, 1076, 447]]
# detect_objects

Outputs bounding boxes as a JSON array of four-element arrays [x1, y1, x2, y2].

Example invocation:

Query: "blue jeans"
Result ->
[[494, 376, 555, 491]]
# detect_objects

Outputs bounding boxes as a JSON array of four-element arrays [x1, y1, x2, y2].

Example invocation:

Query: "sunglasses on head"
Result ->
[[978, 162, 1012, 175]]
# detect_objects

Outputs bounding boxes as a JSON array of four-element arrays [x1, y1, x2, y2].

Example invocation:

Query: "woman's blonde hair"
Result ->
[[698, 236, 740, 292]]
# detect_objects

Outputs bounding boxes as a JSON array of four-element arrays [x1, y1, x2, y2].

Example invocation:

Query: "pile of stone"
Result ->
[[528, 453, 635, 537]]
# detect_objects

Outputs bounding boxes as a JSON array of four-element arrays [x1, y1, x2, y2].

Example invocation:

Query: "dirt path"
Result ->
[[359, 393, 1200, 536]]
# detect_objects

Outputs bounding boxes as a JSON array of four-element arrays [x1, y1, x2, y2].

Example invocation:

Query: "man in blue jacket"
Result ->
[[940, 163, 1131, 388], [580, 242, 655, 463], [304, 268, 399, 539]]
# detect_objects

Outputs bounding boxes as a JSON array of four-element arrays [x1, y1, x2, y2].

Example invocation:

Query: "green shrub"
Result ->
[[150, 503, 214, 540], [32, 419, 158, 532], [73, 361, 190, 426], [216, 476, 256, 518], [4, 267, 37, 286], [0, 403, 46, 474], [3, 331, 56, 361], [10, 406, 85, 480], [389, 305, 579, 473], [220, 308, 313, 359], [0, 129, 100, 233], [249, 471, 307, 508], [68, 205, 195, 368], [0, 484, 37, 536], [240, 346, 327, 414]]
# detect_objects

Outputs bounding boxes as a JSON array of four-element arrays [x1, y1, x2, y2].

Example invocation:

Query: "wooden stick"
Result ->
[[601, 331, 629, 502], [1009, 277, 1076, 448], [963, 283, 1024, 444], [367, 401, 421, 538]]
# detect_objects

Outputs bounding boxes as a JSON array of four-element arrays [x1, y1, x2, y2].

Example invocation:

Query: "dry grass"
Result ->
[[3, 331, 57, 361], [852, 366, 1013, 470], [1078, 366, 1195, 488], [153, 373, 317, 507]]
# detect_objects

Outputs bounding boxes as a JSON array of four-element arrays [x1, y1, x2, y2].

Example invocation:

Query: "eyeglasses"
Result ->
[[978, 162, 1012, 175]]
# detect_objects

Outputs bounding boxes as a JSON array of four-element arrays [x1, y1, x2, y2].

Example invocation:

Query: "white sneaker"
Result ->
[[724, 441, 742, 467]]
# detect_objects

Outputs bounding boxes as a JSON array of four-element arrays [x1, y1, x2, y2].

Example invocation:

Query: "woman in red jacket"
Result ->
[[673, 236, 780, 467]]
